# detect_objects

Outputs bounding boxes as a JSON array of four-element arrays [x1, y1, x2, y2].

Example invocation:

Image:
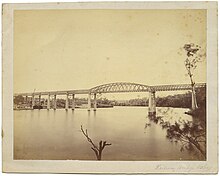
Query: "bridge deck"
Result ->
[[151, 83, 206, 91], [14, 89, 90, 96], [14, 83, 206, 96]]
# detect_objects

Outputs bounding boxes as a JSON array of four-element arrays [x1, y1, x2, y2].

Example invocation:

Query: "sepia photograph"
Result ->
[[2, 1, 218, 174]]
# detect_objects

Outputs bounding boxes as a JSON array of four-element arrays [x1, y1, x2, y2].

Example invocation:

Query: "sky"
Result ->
[[14, 9, 206, 99]]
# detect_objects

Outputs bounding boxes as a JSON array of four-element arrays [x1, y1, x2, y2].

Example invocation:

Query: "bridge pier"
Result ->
[[31, 94, 35, 109], [25, 96, 28, 107], [54, 94, 57, 110], [65, 93, 69, 110], [148, 91, 156, 116], [94, 93, 97, 111], [39, 94, 41, 106], [47, 94, 50, 110], [88, 93, 91, 111], [43, 98, 46, 106], [72, 94, 75, 110]]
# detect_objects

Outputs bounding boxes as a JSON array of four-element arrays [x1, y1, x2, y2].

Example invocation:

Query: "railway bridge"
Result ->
[[14, 82, 206, 115]]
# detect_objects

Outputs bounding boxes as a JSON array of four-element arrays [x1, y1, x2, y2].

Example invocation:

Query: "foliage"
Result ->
[[183, 43, 205, 110], [97, 98, 113, 105], [128, 98, 148, 106], [147, 113, 206, 159], [157, 87, 205, 109], [183, 43, 203, 85], [156, 93, 191, 108], [166, 121, 205, 156], [14, 95, 25, 104], [195, 88, 206, 110]]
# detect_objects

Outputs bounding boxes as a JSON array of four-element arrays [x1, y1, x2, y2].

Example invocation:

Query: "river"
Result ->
[[14, 106, 202, 160]]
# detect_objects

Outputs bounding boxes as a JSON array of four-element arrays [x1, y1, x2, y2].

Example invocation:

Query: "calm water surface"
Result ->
[[14, 106, 200, 160]]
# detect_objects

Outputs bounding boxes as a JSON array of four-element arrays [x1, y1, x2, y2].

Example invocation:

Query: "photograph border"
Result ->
[[2, 2, 218, 173]]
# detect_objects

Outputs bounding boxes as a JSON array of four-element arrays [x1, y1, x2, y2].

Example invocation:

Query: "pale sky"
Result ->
[[14, 9, 206, 98]]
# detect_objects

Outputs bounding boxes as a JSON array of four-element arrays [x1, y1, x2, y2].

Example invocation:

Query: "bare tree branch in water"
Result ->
[[80, 125, 111, 160]]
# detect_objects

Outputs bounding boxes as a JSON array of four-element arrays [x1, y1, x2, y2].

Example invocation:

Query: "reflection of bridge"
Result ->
[[14, 82, 206, 115]]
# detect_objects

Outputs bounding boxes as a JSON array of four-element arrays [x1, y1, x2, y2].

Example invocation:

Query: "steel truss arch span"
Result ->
[[90, 82, 152, 93], [90, 82, 206, 94]]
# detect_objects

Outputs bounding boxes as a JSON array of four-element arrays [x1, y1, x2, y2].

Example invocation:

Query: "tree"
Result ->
[[183, 43, 203, 110], [166, 121, 206, 159], [80, 125, 111, 160], [147, 111, 206, 159], [14, 95, 25, 104]]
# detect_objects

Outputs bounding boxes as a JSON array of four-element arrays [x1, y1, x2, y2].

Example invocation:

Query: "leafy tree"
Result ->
[[147, 111, 206, 159], [166, 121, 206, 158], [14, 95, 24, 104], [183, 43, 204, 110]]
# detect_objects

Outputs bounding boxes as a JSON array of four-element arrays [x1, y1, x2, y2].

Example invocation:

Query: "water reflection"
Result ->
[[71, 110, 74, 117], [93, 110, 96, 117], [53, 109, 56, 117], [14, 107, 204, 160], [30, 110, 34, 118], [65, 110, 68, 118], [37, 109, 40, 118], [88, 110, 91, 117]]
